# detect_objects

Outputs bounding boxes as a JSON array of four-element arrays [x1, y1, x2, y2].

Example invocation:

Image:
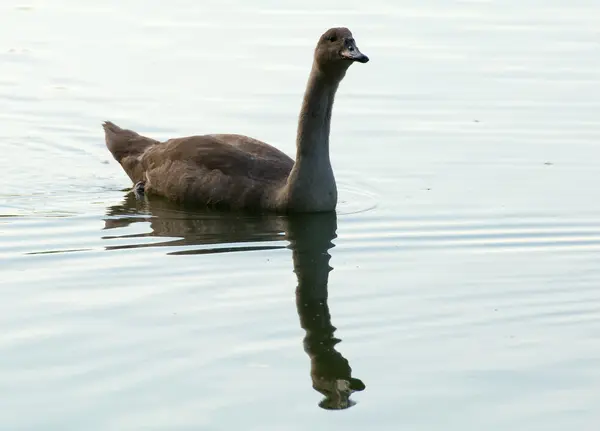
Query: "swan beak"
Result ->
[[341, 42, 369, 63]]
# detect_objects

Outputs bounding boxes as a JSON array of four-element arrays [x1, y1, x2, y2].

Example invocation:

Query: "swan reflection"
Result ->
[[104, 193, 365, 409]]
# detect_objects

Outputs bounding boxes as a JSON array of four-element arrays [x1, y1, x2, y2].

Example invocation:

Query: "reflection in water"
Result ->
[[288, 213, 366, 410], [104, 193, 365, 409], [104, 193, 288, 254]]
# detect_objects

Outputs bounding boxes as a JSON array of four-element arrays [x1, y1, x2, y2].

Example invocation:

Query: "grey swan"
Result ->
[[103, 27, 369, 213]]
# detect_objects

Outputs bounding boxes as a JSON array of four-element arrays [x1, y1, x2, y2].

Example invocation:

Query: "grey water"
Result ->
[[2, 0, 600, 429]]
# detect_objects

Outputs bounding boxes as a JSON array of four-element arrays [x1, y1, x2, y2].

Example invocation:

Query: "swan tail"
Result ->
[[102, 121, 158, 161], [102, 121, 159, 183]]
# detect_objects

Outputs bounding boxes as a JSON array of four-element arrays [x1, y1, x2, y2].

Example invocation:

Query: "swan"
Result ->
[[103, 27, 368, 212]]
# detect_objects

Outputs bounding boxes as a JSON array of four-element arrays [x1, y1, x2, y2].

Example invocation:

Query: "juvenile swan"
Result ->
[[103, 27, 368, 212]]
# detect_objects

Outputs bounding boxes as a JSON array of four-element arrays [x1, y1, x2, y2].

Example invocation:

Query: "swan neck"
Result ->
[[295, 65, 340, 159]]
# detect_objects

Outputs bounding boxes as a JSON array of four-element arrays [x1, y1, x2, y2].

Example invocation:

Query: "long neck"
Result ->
[[296, 65, 339, 159], [284, 64, 341, 212]]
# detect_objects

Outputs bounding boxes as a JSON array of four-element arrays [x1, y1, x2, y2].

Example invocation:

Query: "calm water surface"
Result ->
[[2, 1, 600, 429]]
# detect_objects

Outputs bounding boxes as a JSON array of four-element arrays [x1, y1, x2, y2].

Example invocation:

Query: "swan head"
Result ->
[[314, 27, 369, 76]]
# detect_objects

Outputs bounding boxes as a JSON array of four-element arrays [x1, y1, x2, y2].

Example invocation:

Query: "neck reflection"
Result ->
[[287, 213, 365, 410]]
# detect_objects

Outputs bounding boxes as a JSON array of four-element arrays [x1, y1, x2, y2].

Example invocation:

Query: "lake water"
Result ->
[[2, 0, 600, 429]]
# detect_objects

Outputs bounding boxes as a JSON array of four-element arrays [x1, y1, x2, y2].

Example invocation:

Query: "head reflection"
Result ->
[[104, 193, 365, 409]]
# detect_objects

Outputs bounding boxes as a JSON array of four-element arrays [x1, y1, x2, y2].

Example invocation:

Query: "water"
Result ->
[[2, 0, 600, 429]]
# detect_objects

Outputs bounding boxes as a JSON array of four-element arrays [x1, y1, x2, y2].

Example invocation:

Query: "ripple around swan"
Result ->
[[337, 213, 600, 253], [336, 174, 380, 215], [5, 195, 600, 260], [5, 204, 600, 269]]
